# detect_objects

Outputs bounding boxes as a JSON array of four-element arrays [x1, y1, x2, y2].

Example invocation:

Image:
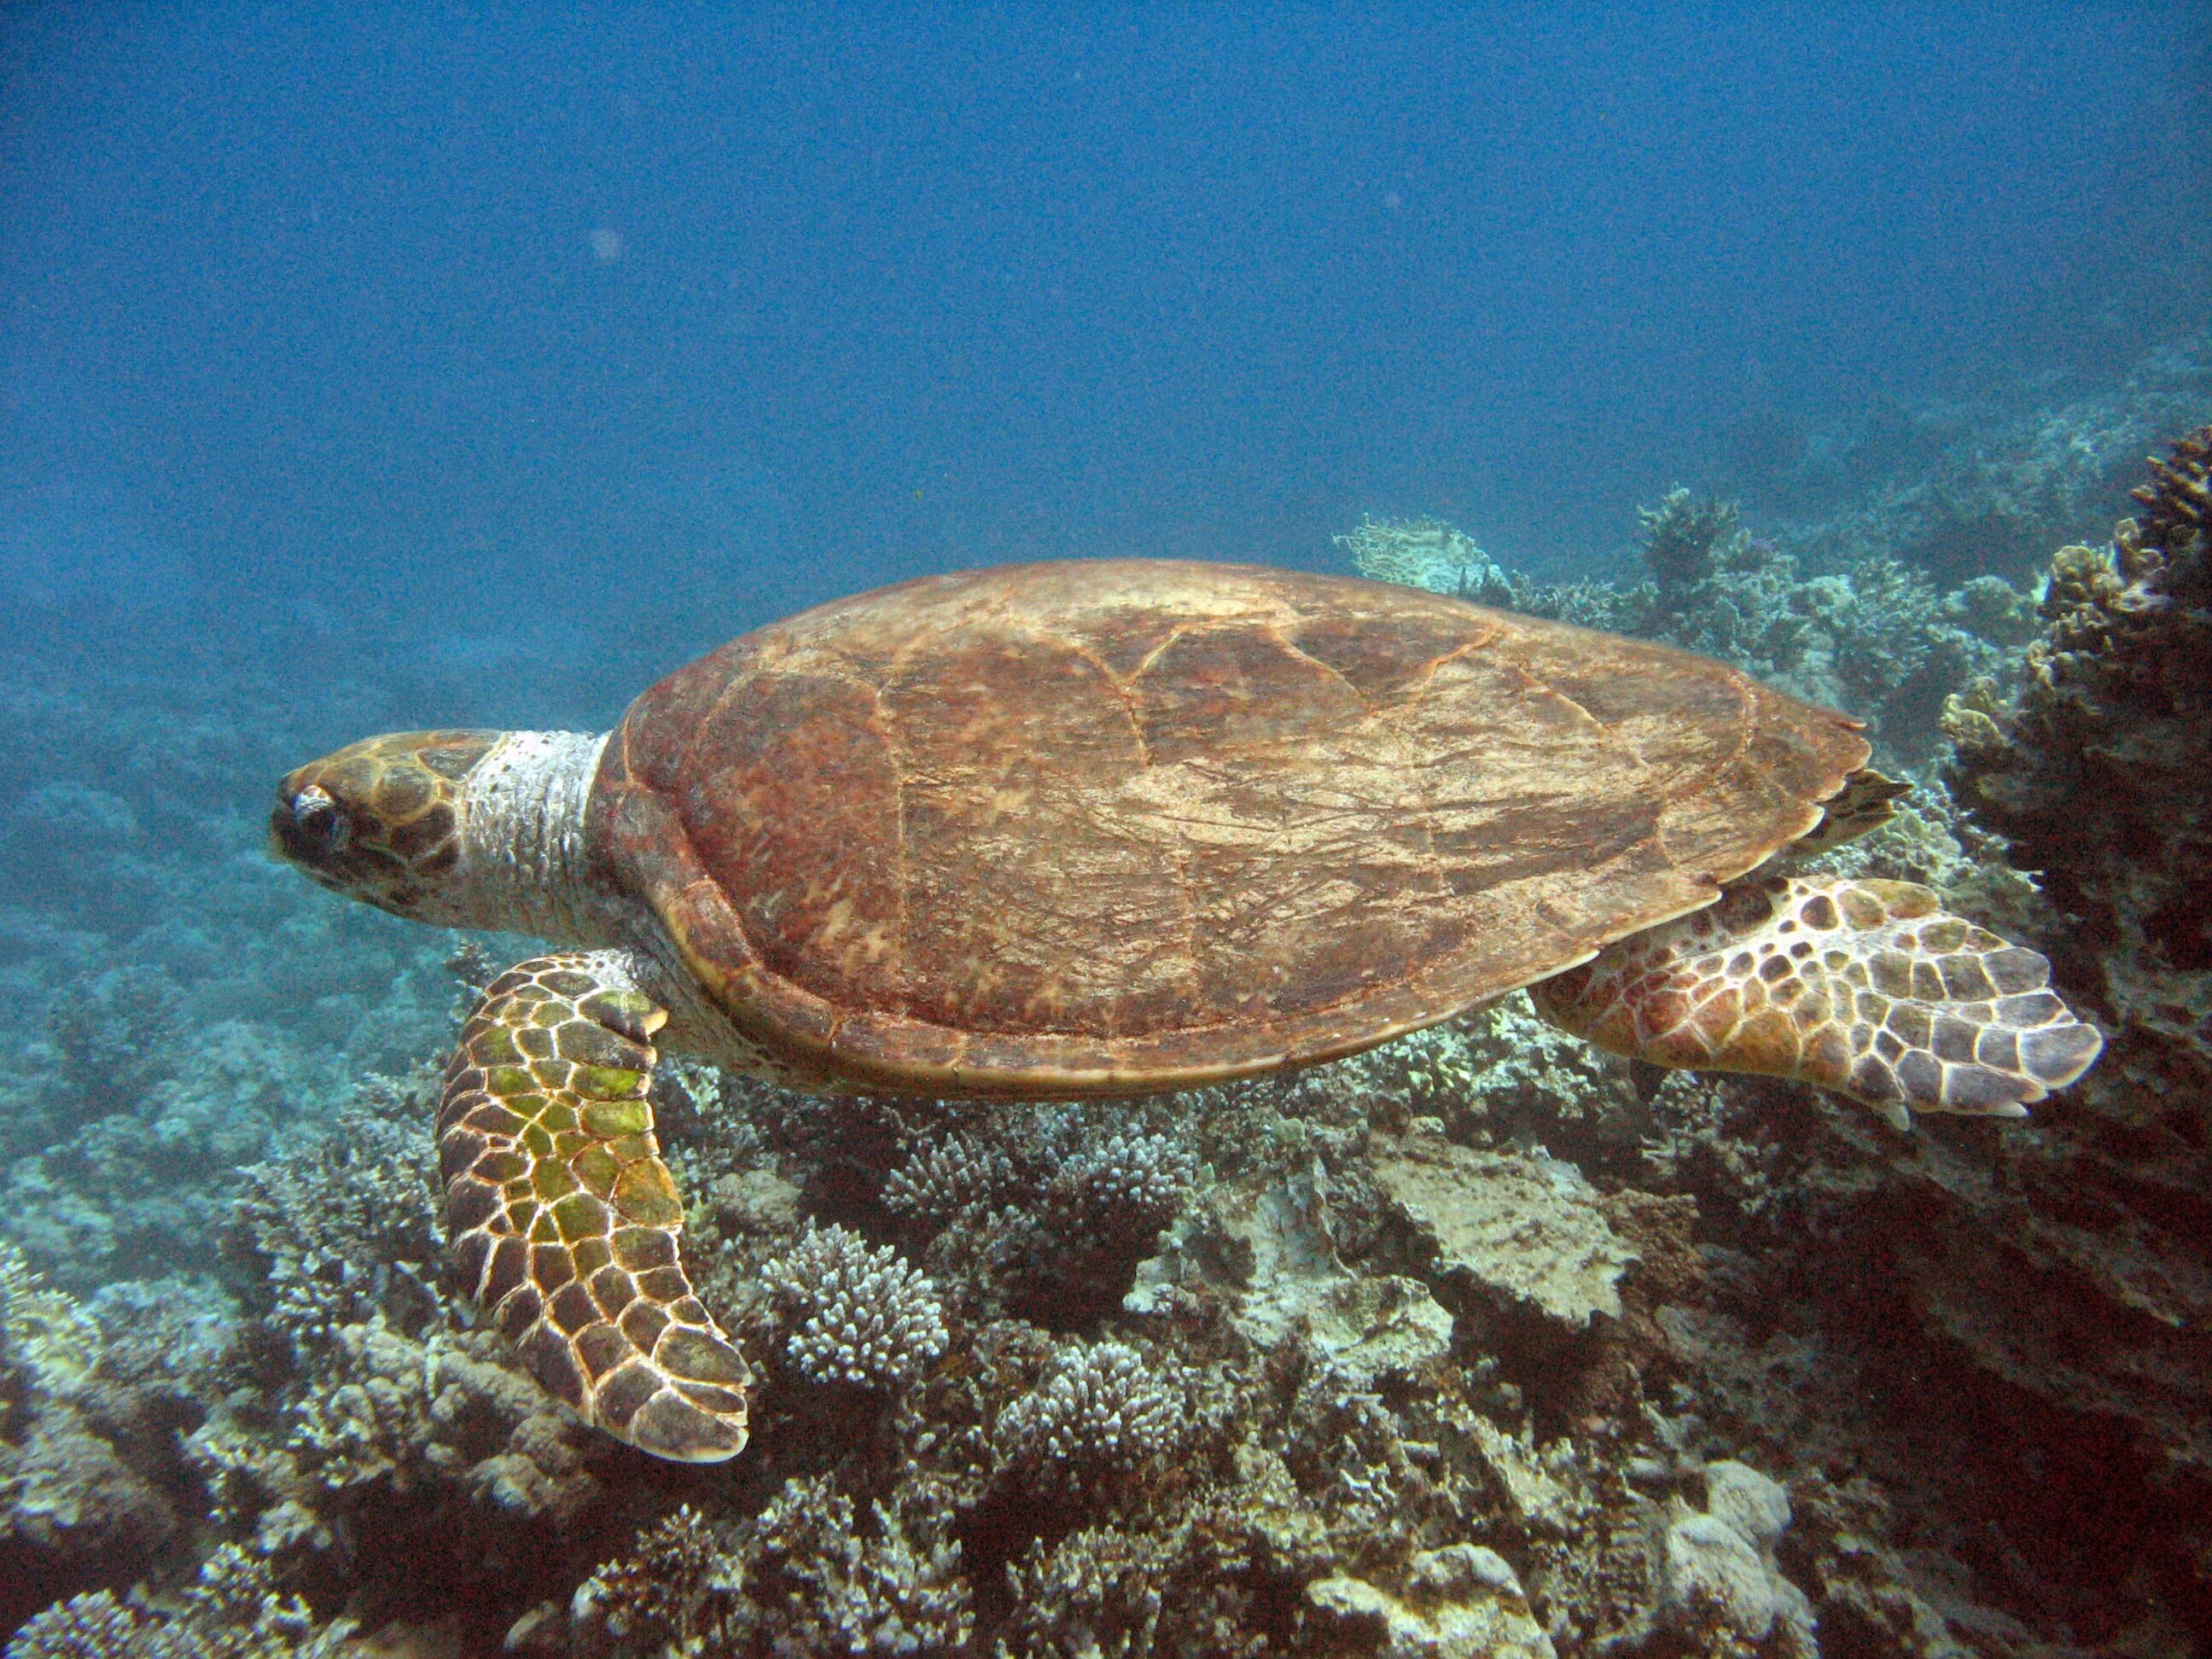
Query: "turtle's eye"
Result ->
[[291, 785, 352, 852]]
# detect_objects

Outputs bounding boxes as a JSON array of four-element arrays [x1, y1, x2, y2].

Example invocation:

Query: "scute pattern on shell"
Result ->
[[591, 561, 1870, 1097]]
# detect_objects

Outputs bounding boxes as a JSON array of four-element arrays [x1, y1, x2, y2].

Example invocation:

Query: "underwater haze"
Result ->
[[3, 6, 2212, 1656], [8, 8, 2208, 633]]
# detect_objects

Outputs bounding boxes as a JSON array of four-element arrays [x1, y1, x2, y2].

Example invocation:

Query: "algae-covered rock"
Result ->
[[1307, 1543, 1557, 1659], [1138, 1163, 1453, 1387], [1661, 1513, 1787, 1639], [1703, 1458, 1790, 1550], [1466, 1416, 1583, 1537], [1295, 1275, 1456, 1389], [1649, 1462, 1814, 1654], [1371, 1137, 1638, 1330]]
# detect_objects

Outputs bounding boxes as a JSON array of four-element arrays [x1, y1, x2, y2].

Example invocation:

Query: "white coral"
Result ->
[[1043, 1128, 1196, 1240], [882, 1133, 1016, 1226], [762, 1223, 949, 1390], [992, 1340, 1185, 1494]]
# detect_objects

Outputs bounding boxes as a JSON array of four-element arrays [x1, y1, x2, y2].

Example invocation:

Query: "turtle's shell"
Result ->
[[590, 561, 1867, 1097]]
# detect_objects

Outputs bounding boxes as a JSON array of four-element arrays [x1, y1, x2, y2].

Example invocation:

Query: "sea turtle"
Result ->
[[270, 560, 2101, 1464]]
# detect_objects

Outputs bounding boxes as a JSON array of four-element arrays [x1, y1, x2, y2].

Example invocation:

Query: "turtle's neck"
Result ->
[[459, 730, 616, 945]]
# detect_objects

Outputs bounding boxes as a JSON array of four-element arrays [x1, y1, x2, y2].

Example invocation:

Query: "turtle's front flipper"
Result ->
[[1529, 876, 2103, 1129], [438, 951, 752, 1461]]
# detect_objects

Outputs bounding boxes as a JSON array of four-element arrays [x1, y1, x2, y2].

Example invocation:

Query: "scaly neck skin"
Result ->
[[458, 731, 620, 945]]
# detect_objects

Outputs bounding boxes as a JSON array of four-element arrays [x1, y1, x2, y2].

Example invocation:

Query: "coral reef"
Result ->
[[1598, 487, 2028, 761], [0, 1242, 203, 1636], [3, 1545, 357, 1659], [1947, 422, 2212, 1064], [26, 912, 2192, 1652], [0, 623, 474, 1294], [737, 1476, 971, 1656], [1918, 423, 2212, 1603], [568, 1504, 740, 1655], [1772, 339, 2212, 586], [991, 1339, 1188, 1502], [879, 1104, 1199, 1328], [10, 363, 2212, 1656]]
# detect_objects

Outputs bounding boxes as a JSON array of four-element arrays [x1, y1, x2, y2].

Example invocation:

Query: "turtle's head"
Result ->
[[271, 731, 504, 923], [272, 727, 611, 940]]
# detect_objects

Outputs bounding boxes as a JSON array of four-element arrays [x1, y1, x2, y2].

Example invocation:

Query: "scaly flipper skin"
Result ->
[[438, 952, 753, 1461], [1790, 767, 1912, 857], [1530, 876, 2104, 1127]]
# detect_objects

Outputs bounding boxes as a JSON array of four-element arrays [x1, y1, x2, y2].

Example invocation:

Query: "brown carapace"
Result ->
[[591, 561, 1875, 1096]]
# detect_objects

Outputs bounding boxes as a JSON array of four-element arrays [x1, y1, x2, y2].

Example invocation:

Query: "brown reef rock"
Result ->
[[1935, 422, 2212, 1624]]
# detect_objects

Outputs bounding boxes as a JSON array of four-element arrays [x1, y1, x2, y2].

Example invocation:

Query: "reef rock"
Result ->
[[0, 1243, 195, 1633], [1889, 422, 2212, 1620], [1371, 1136, 1639, 1331], [1132, 1161, 1453, 1388], [1947, 422, 2212, 1094], [1657, 1462, 1814, 1650], [1307, 1542, 1556, 1659]]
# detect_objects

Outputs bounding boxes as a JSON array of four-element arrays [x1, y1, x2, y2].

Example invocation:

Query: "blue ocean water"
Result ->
[[3, 7, 2189, 1073], [3, 7, 2210, 1651]]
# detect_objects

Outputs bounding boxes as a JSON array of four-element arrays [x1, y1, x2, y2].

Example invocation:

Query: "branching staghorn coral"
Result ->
[[991, 1340, 1188, 1502], [735, 1475, 973, 1656], [0, 1242, 102, 1422], [225, 1085, 443, 1353], [572, 1504, 742, 1655], [1640, 486, 1746, 609], [882, 1132, 1017, 1230], [998, 1525, 1170, 1658], [1037, 1124, 1196, 1247], [178, 1069, 603, 1589], [3, 1545, 356, 1659], [760, 1221, 949, 1390], [898, 1107, 1199, 1327]]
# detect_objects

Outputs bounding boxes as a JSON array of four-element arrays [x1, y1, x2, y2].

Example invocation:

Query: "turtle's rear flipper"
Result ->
[[438, 951, 752, 1461], [1530, 876, 2103, 1129], [1790, 767, 1912, 857]]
